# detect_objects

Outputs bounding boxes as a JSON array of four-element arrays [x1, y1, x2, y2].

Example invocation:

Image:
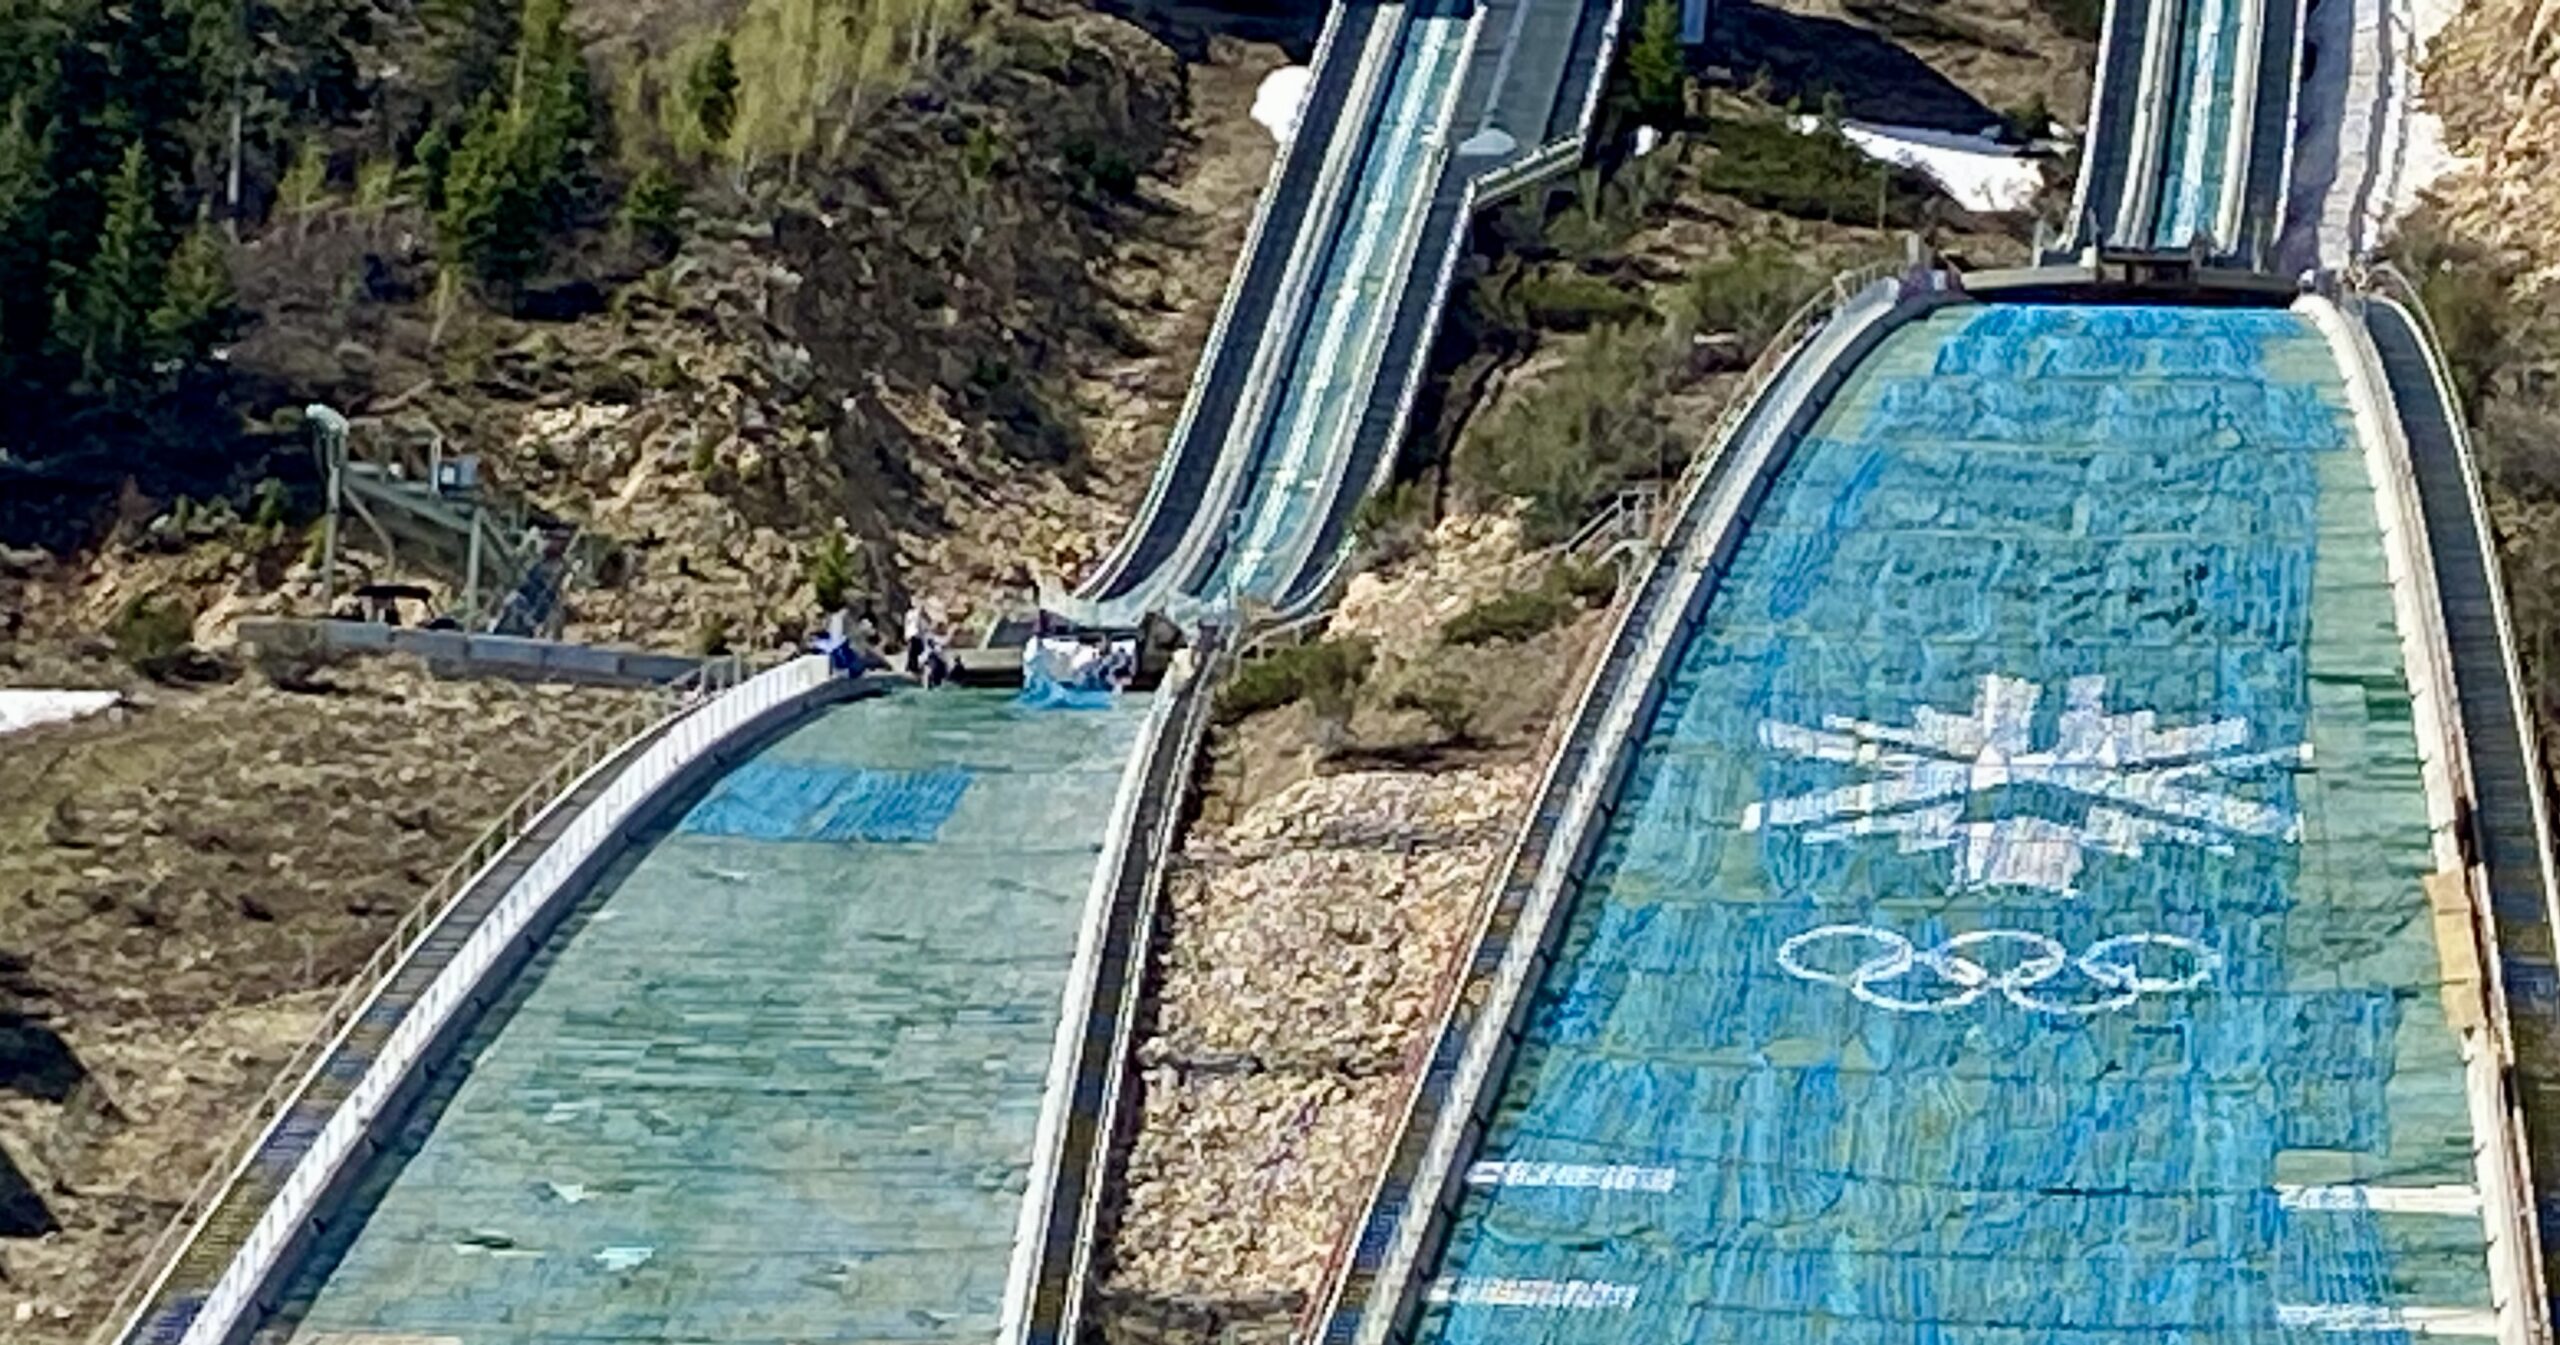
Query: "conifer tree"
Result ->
[[435, 0, 595, 289], [55, 141, 166, 396], [686, 38, 739, 148], [1624, 0, 1687, 126], [149, 220, 237, 370]]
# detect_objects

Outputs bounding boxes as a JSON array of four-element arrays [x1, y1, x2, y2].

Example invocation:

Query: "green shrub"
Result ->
[[1512, 269, 1650, 331], [1457, 322, 1680, 542], [1551, 558, 1619, 604], [1352, 481, 1434, 569], [1444, 588, 1575, 645], [1681, 244, 1829, 358], [685, 37, 740, 147], [250, 478, 289, 532], [806, 531, 857, 611], [2001, 93, 2059, 144], [1699, 114, 1932, 227], [1621, 0, 1688, 125], [1391, 668, 1481, 743], [1443, 560, 1619, 645], [620, 163, 687, 252], [693, 613, 733, 656], [2031, 0, 2105, 41], [1064, 137, 1140, 198], [1216, 637, 1375, 724], [110, 592, 195, 676]]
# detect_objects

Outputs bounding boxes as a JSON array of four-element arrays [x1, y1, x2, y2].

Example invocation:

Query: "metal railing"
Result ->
[[1661, 262, 1901, 527], [2329, 269, 2560, 1344], [89, 650, 758, 1345]]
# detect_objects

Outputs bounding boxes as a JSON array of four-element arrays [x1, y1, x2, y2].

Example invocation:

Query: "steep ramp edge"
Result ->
[[1302, 270, 1932, 1345], [2343, 291, 2560, 1329], [1071, 0, 1382, 607], [102, 656, 866, 1345]]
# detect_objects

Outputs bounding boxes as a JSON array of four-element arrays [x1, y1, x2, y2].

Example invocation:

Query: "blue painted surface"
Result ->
[[1414, 306, 2492, 1342], [678, 762, 973, 843], [269, 691, 1145, 1345]]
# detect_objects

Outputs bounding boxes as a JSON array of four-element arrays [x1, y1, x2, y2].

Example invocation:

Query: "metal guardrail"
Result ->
[[1660, 262, 1900, 524], [91, 651, 760, 1345], [2331, 267, 2560, 1344], [1020, 643, 1223, 1345], [2309, 292, 2544, 1345], [1002, 674, 1191, 1345], [1073, 0, 1374, 606]]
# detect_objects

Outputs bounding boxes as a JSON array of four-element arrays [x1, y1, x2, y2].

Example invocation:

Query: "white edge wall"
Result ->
[[2304, 293, 2548, 1345], [143, 656, 865, 1345]]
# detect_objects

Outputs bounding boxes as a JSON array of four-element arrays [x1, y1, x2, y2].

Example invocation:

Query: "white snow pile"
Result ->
[[0, 689, 119, 738], [1252, 66, 1313, 146], [1789, 115, 2048, 214]]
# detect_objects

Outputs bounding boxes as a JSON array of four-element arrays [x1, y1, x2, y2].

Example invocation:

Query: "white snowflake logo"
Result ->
[[1740, 673, 2311, 893]]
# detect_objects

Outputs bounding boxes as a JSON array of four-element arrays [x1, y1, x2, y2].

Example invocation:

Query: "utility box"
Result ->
[[435, 454, 480, 497]]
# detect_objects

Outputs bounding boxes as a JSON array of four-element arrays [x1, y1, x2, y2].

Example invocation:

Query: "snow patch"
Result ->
[[2394, 0, 2467, 216], [1789, 115, 2047, 215], [0, 689, 119, 738], [1252, 66, 1313, 146]]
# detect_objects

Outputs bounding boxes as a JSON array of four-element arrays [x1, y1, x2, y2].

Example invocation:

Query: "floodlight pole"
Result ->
[[307, 403, 350, 614]]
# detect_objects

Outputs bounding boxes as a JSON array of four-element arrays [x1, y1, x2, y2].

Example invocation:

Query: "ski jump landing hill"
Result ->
[[95, 0, 2560, 1340]]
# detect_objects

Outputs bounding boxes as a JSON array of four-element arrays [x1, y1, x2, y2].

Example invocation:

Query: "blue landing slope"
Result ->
[[1414, 305, 2495, 1343], [269, 691, 1145, 1345]]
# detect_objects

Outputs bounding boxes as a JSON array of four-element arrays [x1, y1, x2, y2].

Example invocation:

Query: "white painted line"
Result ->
[[2277, 1304, 2500, 1336], [2278, 1183, 2484, 1216], [1425, 1278, 1639, 1309], [1463, 1161, 1677, 1192]]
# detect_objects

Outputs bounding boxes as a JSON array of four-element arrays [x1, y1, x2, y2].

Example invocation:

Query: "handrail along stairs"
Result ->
[[90, 651, 756, 1345]]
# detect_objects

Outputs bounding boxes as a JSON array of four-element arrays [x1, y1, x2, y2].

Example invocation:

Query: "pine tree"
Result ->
[[55, 141, 166, 396], [149, 220, 236, 369], [438, 95, 542, 286], [435, 0, 595, 290], [0, 99, 50, 382], [685, 37, 739, 148], [1624, 0, 1687, 126]]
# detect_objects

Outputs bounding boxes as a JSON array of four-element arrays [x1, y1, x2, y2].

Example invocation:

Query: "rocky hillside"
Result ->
[[87, 0, 1284, 651], [2427, 0, 2560, 278]]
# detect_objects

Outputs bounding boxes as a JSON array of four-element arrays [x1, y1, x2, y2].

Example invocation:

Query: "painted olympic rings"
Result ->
[[1776, 924, 2221, 1016]]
